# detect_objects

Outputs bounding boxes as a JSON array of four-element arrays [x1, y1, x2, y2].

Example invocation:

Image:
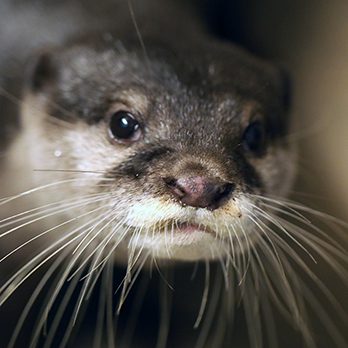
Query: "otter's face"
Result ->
[[22, 40, 296, 261]]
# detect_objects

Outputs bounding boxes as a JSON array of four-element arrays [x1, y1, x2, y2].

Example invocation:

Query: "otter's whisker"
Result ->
[[280, 254, 347, 347], [239, 219, 253, 272], [243, 267, 262, 348], [274, 231, 348, 324], [116, 241, 140, 313], [0, 211, 109, 305], [33, 168, 110, 175], [117, 251, 151, 314], [7, 249, 72, 348], [246, 208, 285, 274], [249, 194, 312, 224], [67, 213, 126, 281], [252, 205, 317, 263], [259, 283, 278, 348], [34, 225, 108, 339], [0, 177, 106, 206], [0, 203, 111, 264], [71, 246, 110, 326], [0, 194, 111, 238], [285, 221, 347, 262], [232, 220, 247, 285], [152, 258, 174, 291], [224, 221, 236, 265], [194, 259, 210, 329], [0, 233, 80, 305], [120, 274, 150, 348], [41, 264, 84, 348], [163, 222, 171, 258], [250, 240, 298, 323], [28, 251, 88, 348], [217, 247, 230, 290], [105, 261, 116, 348], [301, 280, 347, 348], [71, 207, 118, 255], [78, 218, 131, 283], [85, 224, 137, 283], [129, 224, 149, 267], [252, 234, 302, 324], [0, 192, 108, 227], [276, 216, 348, 269], [194, 268, 223, 348], [254, 194, 348, 229], [156, 268, 173, 348], [93, 261, 108, 348], [258, 201, 346, 254]]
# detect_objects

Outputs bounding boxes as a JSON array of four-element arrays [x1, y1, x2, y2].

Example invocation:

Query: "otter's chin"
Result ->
[[129, 229, 227, 261], [123, 221, 235, 261]]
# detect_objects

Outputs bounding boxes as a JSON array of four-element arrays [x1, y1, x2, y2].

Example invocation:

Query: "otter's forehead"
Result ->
[[57, 41, 282, 98], [47, 42, 286, 139]]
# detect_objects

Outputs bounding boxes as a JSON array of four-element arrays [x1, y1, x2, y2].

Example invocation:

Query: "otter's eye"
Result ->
[[242, 121, 266, 155], [108, 111, 141, 144]]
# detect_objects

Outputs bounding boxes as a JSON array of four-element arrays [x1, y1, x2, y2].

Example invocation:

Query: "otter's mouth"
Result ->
[[127, 220, 221, 260], [154, 221, 217, 237], [125, 214, 251, 260], [174, 221, 216, 236]]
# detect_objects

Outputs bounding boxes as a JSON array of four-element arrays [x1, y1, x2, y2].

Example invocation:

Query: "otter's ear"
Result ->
[[29, 51, 57, 92]]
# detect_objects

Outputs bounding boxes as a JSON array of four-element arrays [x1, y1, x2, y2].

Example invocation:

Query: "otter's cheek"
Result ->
[[251, 146, 297, 197]]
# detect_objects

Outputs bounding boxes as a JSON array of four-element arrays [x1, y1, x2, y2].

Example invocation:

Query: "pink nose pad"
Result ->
[[164, 176, 234, 210]]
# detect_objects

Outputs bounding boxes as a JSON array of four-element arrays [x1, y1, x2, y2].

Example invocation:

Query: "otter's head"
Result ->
[[21, 36, 296, 261]]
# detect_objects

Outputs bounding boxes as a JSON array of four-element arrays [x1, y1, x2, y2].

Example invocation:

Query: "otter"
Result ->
[[0, 1, 346, 347]]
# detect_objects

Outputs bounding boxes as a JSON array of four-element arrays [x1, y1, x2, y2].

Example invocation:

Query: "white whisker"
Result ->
[[194, 259, 210, 329]]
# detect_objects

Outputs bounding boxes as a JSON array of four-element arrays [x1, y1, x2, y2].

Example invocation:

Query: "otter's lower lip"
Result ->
[[127, 221, 226, 260], [168, 222, 215, 236]]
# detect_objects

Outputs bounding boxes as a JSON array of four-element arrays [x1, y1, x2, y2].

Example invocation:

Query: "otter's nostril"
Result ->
[[219, 183, 235, 199], [163, 177, 177, 188], [209, 182, 235, 209]]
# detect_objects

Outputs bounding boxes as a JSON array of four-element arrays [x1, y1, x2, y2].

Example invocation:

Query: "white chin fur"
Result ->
[[128, 231, 229, 261], [123, 196, 254, 261]]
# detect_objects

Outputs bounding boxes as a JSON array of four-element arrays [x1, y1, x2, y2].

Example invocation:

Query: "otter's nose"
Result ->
[[164, 176, 234, 210]]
